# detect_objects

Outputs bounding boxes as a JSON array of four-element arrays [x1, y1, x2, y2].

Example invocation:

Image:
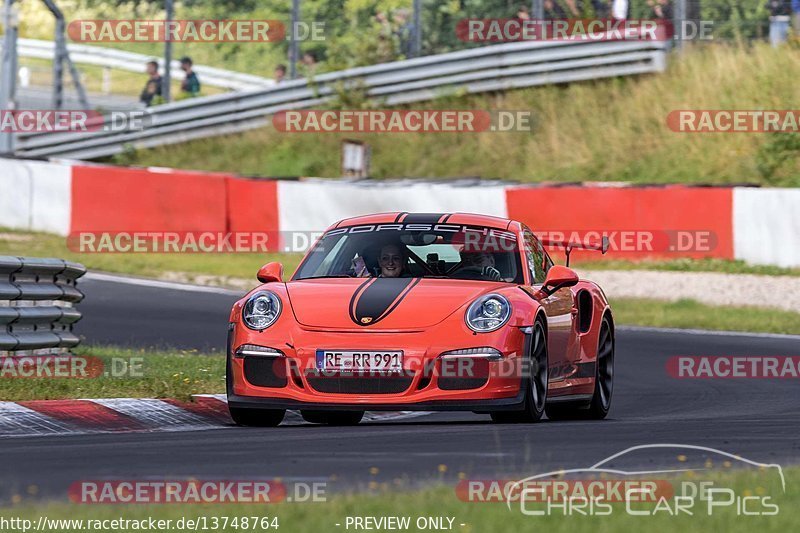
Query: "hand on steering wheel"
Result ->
[[482, 266, 502, 281]]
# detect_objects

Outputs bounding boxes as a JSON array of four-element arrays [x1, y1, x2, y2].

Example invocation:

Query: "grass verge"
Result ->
[[2, 468, 796, 532], [611, 298, 800, 335], [0, 346, 225, 402], [576, 258, 800, 277]]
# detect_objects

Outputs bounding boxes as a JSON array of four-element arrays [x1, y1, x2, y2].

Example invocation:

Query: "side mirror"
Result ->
[[541, 265, 579, 295], [257, 262, 284, 284]]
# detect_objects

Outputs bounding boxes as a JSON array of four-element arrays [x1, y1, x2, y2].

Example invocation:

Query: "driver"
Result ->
[[378, 243, 408, 278], [458, 250, 503, 281]]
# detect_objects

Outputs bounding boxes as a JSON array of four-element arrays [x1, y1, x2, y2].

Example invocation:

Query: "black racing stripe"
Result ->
[[350, 277, 420, 326], [348, 278, 376, 325], [394, 212, 408, 223], [440, 213, 454, 223], [403, 213, 445, 224], [373, 278, 421, 322]]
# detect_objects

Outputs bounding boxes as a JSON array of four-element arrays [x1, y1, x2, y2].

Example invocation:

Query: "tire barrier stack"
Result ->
[[0, 256, 85, 356]]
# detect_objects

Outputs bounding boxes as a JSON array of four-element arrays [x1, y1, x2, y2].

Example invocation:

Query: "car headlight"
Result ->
[[243, 291, 282, 330], [465, 294, 511, 333]]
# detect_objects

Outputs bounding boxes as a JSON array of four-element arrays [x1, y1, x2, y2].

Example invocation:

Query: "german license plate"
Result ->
[[316, 350, 403, 371]]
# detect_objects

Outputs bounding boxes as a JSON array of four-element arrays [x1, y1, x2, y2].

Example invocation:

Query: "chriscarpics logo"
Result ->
[[495, 444, 784, 517]]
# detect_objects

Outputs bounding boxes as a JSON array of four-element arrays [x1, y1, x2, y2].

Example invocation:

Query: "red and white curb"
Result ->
[[0, 395, 431, 438]]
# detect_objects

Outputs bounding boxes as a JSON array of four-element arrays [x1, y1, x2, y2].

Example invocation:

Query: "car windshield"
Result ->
[[293, 225, 523, 283]]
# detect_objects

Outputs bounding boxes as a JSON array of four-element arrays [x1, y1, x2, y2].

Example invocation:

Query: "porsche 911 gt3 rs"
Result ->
[[226, 212, 614, 426]]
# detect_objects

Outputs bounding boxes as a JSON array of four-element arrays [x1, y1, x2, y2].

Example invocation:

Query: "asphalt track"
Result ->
[[2, 273, 799, 502]]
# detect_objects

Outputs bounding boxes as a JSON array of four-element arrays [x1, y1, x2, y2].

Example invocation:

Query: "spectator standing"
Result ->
[[179, 57, 201, 98], [544, 0, 567, 19], [767, 0, 792, 46], [301, 51, 318, 75], [793, 0, 800, 33], [393, 9, 416, 58], [139, 60, 162, 107], [375, 11, 395, 61], [274, 64, 287, 83], [592, 0, 611, 19], [648, 0, 673, 20]]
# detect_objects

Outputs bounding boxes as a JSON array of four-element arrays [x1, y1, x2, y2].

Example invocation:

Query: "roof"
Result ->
[[327, 212, 515, 232]]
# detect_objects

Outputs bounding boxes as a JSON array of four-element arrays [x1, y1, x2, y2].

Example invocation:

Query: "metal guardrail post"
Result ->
[[0, 256, 86, 355], [0, 0, 18, 155], [163, 0, 174, 103]]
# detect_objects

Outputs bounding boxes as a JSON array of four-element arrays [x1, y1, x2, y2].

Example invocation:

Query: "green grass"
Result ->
[[0, 346, 225, 402], [611, 298, 800, 335], [115, 44, 800, 186], [0, 228, 303, 285], [3, 467, 796, 532], [576, 258, 800, 277]]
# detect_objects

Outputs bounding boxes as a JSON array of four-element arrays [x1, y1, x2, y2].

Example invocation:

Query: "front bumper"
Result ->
[[228, 388, 527, 412], [227, 321, 528, 409]]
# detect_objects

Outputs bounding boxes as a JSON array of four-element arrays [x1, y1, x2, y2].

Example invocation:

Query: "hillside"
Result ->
[[118, 43, 800, 186]]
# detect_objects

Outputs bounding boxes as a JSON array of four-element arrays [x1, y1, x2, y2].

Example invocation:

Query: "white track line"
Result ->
[[83, 272, 243, 295], [617, 325, 800, 340]]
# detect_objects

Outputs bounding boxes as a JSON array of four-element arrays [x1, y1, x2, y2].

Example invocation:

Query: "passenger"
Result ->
[[459, 251, 503, 281]]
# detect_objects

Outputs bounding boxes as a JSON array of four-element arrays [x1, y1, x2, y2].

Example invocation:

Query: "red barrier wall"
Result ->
[[225, 177, 281, 251], [225, 178, 279, 232], [71, 165, 230, 232], [506, 186, 734, 260]]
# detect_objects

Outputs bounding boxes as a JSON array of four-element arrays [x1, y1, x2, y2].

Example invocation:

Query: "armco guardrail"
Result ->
[[0, 256, 85, 355], [15, 35, 668, 160], [16, 38, 274, 91]]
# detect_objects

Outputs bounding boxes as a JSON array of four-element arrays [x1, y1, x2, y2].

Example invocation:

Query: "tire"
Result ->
[[301, 410, 365, 426], [229, 406, 286, 427], [545, 315, 614, 420], [490, 319, 548, 423]]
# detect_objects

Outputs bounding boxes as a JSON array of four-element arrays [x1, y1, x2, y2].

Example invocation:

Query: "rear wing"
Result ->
[[539, 236, 609, 267]]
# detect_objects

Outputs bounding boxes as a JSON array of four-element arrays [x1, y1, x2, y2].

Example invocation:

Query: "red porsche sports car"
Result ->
[[227, 212, 614, 426]]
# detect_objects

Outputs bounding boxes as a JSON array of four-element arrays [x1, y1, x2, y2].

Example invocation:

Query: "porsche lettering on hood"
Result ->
[[285, 278, 500, 329]]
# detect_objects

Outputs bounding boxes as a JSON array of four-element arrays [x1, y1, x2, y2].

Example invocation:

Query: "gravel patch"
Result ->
[[578, 269, 800, 313]]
